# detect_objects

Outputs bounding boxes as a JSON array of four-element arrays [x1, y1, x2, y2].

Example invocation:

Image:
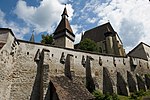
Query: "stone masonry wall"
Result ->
[[0, 33, 150, 99]]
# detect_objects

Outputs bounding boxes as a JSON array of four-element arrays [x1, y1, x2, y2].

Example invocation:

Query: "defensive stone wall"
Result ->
[[0, 33, 150, 99]]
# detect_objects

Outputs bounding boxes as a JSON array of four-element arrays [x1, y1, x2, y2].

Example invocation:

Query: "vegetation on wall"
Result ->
[[41, 34, 53, 44], [79, 38, 99, 52]]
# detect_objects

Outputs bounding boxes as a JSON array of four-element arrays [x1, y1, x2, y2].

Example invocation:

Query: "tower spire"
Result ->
[[61, 4, 69, 18], [53, 5, 75, 49], [29, 30, 35, 42], [54, 6, 73, 35]]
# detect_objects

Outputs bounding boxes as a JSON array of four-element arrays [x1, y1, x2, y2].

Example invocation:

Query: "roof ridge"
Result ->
[[85, 22, 113, 33]]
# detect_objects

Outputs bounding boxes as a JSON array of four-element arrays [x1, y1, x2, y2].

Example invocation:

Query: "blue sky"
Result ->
[[0, 0, 150, 52]]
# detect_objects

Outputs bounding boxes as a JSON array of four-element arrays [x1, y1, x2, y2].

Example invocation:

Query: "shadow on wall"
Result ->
[[44, 82, 59, 100], [145, 74, 150, 89], [127, 71, 138, 92], [30, 50, 45, 100], [103, 67, 114, 94], [117, 72, 130, 96], [86, 56, 95, 93], [64, 54, 73, 80], [136, 74, 147, 91], [130, 57, 137, 72]]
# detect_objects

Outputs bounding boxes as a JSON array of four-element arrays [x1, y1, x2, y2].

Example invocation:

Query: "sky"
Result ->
[[0, 0, 150, 53]]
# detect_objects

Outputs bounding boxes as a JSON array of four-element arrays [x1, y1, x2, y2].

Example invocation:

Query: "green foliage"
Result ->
[[79, 38, 99, 52], [117, 95, 129, 100], [130, 90, 146, 100], [145, 74, 150, 78], [103, 93, 112, 100], [41, 34, 53, 44], [112, 94, 119, 100], [92, 90, 119, 100], [92, 90, 104, 100], [92, 90, 150, 100]]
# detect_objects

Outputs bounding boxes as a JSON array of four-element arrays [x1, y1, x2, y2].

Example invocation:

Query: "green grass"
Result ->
[[93, 90, 150, 100], [118, 95, 130, 100], [118, 90, 150, 100], [145, 90, 150, 95]]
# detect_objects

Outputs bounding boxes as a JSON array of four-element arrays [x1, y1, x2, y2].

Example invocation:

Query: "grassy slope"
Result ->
[[118, 90, 150, 100]]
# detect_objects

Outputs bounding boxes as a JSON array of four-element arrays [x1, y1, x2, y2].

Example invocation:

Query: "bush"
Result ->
[[130, 90, 146, 100], [92, 90, 104, 100], [103, 93, 112, 100], [112, 93, 119, 100], [92, 90, 119, 100]]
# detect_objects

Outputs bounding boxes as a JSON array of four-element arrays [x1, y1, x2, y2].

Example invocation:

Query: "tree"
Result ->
[[79, 38, 98, 52], [41, 34, 53, 44]]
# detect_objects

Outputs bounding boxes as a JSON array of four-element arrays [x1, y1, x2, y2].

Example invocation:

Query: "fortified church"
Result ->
[[0, 6, 150, 100]]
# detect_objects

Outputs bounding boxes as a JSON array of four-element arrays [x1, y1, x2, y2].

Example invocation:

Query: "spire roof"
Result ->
[[61, 7, 68, 17], [29, 33, 35, 42], [54, 6, 74, 39], [54, 17, 73, 34]]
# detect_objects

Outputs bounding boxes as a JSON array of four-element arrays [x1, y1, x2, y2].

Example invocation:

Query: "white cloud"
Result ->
[[87, 17, 97, 24], [58, 0, 68, 4], [74, 33, 82, 44], [120, 19, 144, 49], [0, 9, 29, 39], [14, 0, 74, 34], [6, 22, 30, 39], [0, 10, 5, 23], [71, 24, 82, 44], [84, 0, 150, 53], [71, 24, 82, 34]]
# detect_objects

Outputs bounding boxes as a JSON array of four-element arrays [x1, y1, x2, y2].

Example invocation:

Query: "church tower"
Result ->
[[104, 26, 114, 54], [53, 6, 75, 49]]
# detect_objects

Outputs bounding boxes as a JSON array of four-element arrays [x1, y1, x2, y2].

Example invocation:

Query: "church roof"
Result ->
[[82, 22, 115, 42], [128, 42, 150, 60]]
